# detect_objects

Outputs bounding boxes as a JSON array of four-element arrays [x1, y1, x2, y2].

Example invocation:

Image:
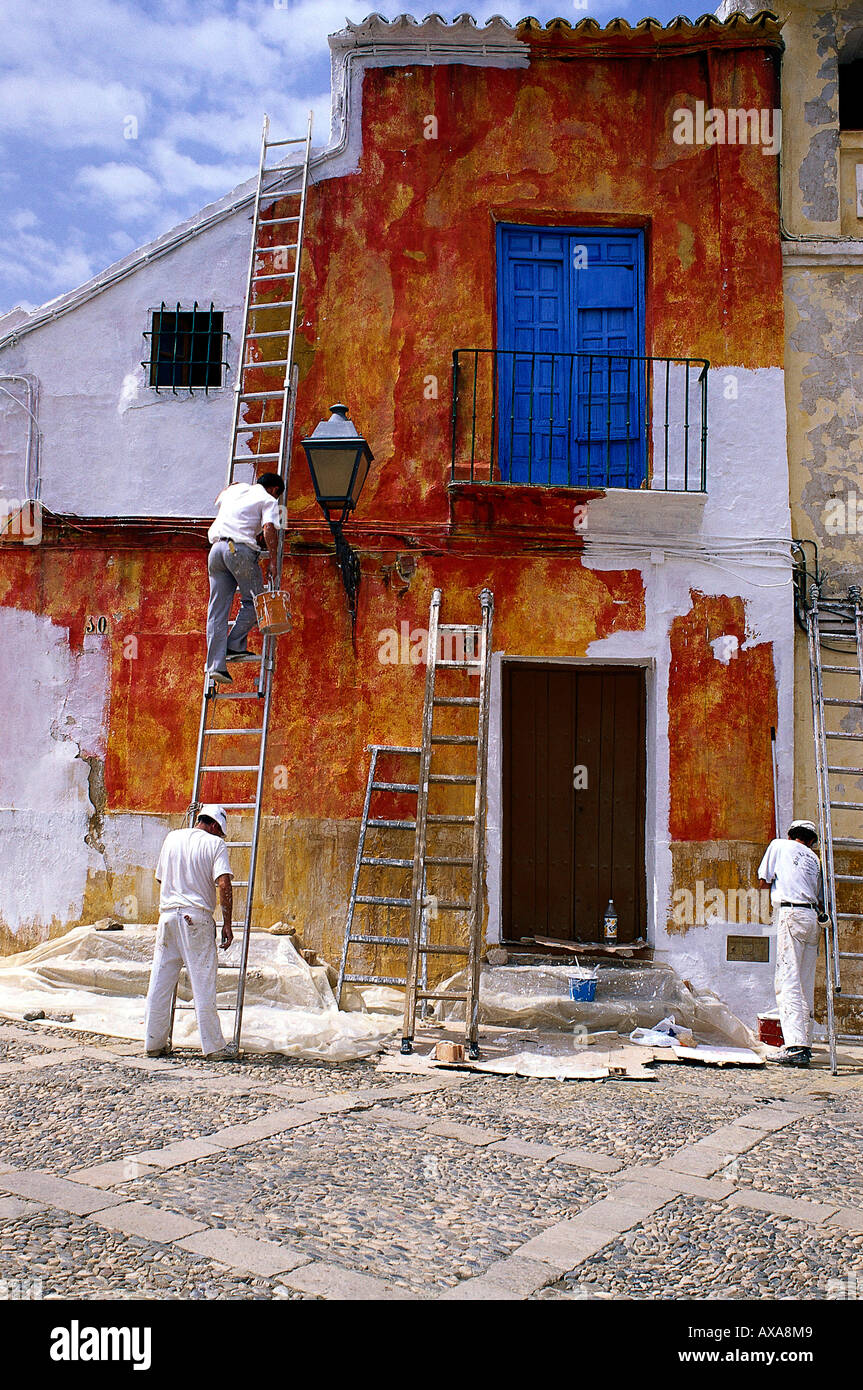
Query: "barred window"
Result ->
[[839, 59, 863, 130], [143, 302, 229, 392]]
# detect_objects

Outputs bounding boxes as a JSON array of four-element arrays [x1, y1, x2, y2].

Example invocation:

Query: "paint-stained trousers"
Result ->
[[145, 909, 225, 1056], [774, 906, 820, 1048], [206, 539, 263, 673]]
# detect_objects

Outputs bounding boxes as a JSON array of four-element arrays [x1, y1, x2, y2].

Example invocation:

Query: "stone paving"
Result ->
[[0, 1062, 288, 1171], [111, 1114, 610, 1291], [378, 1076, 760, 1164], [0, 1208, 313, 1300], [0, 1038, 51, 1061], [729, 1111, 863, 1208], [1, 1016, 862, 1301], [534, 1197, 863, 1301]]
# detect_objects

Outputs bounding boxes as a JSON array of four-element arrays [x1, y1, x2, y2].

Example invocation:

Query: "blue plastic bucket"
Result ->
[[568, 976, 597, 1002]]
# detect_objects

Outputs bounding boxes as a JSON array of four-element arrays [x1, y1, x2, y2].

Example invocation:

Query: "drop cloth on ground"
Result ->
[[0, 925, 399, 1061]]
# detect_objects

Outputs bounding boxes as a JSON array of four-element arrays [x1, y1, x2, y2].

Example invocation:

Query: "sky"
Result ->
[[0, 0, 715, 317]]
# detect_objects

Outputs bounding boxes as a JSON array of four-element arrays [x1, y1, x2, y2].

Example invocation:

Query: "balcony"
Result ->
[[450, 349, 708, 493]]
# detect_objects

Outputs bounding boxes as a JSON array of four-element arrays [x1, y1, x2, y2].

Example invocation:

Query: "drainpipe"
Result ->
[[0, 372, 41, 500]]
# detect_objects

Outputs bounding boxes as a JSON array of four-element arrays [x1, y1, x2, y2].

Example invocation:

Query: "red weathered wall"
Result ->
[[0, 541, 646, 820], [668, 591, 778, 842], [257, 45, 784, 532]]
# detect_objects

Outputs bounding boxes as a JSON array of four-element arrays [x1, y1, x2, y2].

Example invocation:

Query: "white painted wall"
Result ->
[[0, 207, 252, 518], [485, 367, 793, 1026]]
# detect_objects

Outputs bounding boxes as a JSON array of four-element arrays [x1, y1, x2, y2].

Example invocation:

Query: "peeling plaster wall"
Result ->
[[781, 4, 863, 596], [0, 607, 110, 944], [778, 0, 863, 233], [778, 3, 863, 847], [784, 265, 863, 588]]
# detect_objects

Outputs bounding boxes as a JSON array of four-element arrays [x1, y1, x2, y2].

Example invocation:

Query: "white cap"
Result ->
[[788, 818, 818, 839], [198, 804, 227, 835]]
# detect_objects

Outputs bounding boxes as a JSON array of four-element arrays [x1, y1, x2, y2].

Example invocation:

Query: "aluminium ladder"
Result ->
[[807, 583, 863, 1073], [336, 590, 495, 1059], [173, 113, 313, 1055], [402, 588, 494, 1058], [335, 744, 425, 1002]]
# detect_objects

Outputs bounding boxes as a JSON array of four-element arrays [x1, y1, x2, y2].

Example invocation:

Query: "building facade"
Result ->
[[0, 13, 792, 1026]]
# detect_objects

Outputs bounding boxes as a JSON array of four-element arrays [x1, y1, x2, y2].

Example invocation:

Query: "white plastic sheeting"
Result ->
[[432, 962, 758, 1047], [0, 925, 400, 1061]]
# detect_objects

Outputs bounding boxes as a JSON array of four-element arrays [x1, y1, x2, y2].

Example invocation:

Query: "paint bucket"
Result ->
[[757, 1010, 784, 1047], [569, 977, 598, 1002], [254, 589, 291, 637]]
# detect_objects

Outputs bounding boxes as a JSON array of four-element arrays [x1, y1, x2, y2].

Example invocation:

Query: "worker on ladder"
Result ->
[[758, 818, 827, 1068], [144, 805, 235, 1060], [205, 472, 285, 684]]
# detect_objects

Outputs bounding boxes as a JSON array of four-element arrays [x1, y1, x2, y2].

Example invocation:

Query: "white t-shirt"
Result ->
[[208, 482, 281, 552], [156, 827, 233, 915], [757, 837, 823, 907]]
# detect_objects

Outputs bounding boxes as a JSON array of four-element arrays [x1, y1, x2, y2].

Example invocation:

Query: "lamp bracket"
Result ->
[[324, 509, 361, 632]]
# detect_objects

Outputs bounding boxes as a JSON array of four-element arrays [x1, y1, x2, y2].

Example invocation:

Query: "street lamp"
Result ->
[[301, 403, 373, 628]]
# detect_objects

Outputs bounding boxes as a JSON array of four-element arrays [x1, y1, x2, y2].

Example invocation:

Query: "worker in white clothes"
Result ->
[[144, 805, 235, 1060], [205, 472, 285, 686], [757, 818, 826, 1068]]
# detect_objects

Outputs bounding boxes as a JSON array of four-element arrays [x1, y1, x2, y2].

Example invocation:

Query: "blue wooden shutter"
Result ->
[[497, 226, 645, 486], [574, 234, 645, 488], [497, 229, 568, 483]]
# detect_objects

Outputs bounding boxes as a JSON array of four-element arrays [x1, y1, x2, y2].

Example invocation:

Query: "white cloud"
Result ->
[[74, 163, 164, 221], [8, 210, 38, 232], [0, 0, 668, 315], [0, 74, 146, 148], [256, 0, 384, 59], [0, 227, 97, 297], [108, 229, 137, 256], [160, 89, 331, 159], [146, 140, 253, 198]]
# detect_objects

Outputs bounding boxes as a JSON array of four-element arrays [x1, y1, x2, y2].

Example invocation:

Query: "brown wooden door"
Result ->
[[502, 664, 646, 943]]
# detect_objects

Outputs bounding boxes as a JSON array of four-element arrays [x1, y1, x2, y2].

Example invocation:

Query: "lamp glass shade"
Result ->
[[350, 451, 371, 506], [302, 404, 374, 512], [306, 445, 364, 507]]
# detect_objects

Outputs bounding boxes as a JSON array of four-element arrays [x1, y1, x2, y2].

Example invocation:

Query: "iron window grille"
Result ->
[[143, 302, 230, 394]]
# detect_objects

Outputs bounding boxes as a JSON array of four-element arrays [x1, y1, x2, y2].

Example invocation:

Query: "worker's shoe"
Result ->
[[225, 648, 259, 663], [146, 1047, 171, 1058], [204, 1047, 237, 1061], [206, 668, 232, 685], [771, 1045, 811, 1068]]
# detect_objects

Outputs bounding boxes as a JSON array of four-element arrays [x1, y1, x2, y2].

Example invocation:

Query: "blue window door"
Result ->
[[496, 226, 645, 486]]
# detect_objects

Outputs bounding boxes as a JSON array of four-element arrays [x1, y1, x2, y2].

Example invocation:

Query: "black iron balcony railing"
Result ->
[[451, 349, 708, 492]]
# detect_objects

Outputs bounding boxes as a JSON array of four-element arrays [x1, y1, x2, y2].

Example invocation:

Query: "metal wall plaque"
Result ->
[[726, 934, 770, 963]]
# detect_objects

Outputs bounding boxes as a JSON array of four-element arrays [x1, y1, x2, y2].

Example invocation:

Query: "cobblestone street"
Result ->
[[1, 1017, 862, 1302]]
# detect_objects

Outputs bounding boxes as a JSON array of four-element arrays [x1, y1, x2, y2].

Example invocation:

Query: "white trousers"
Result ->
[[774, 906, 820, 1048], [145, 908, 225, 1056]]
